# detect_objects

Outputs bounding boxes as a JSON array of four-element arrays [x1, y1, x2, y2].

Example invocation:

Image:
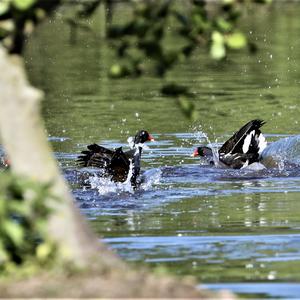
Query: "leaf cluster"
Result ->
[[0, 0, 60, 53], [107, 0, 271, 79], [0, 172, 57, 274], [104, 0, 270, 120]]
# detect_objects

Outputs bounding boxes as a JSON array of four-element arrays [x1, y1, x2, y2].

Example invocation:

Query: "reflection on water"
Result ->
[[25, 2, 300, 299]]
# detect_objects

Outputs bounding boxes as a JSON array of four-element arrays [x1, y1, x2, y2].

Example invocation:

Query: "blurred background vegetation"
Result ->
[[0, 0, 270, 120]]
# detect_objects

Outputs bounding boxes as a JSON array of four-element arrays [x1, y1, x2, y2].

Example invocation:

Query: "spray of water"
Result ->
[[202, 131, 220, 166], [261, 135, 300, 169], [85, 159, 161, 196], [191, 125, 220, 166], [87, 160, 134, 195], [140, 168, 162, 190]]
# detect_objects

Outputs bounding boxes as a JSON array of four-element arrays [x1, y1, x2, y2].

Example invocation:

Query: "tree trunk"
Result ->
[[0, 46, 114, 267]]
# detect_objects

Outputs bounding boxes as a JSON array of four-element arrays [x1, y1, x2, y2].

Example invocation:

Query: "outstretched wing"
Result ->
[[77, 143, 114, 168], [219, 119, 266, 156], [107, 147, 131, 182], [124, 149, 135, 160]]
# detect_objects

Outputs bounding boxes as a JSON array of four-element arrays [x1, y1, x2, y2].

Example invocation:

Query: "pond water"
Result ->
[[25, 2, 300, 298]]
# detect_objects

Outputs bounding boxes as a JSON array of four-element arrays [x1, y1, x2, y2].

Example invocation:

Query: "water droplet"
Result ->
[[267, 271, 277, 280]]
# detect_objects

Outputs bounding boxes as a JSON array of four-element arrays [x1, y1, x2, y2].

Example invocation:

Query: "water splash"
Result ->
[[262, 135, 300, 168], [85, 164, 161, 196], [87, 160, 134, 195], [193, 129, 220, 166], [140, 168, 162, 190], [87, 174, 134, 195]]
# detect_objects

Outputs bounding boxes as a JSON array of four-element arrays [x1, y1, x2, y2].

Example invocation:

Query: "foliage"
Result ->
[[104, 0, 271, 119], [0, 0, 60, 53], [0, 172, 56, 273], [107, 0, 270, 79], [0, 0, 35, 13], [0, 0, 271, 120]]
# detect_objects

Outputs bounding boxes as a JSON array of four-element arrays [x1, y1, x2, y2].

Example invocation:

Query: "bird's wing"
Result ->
[[107, 148, 131, 182], [77, 143, 114, 168], [219, 119, 266, 155]]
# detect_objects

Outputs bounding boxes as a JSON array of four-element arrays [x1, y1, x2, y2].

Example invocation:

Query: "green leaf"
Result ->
[[3, 220, 24, 246], [0, 20, 14, 34], [211, 31, 224, 44], [226, 32, 247, 49], [13, 0, 36, 11], [0, 242, 9, 263], [210, 31, 226, 60], [36, 243, 52, 261], [0, 199, 6, 217], [216, 17, 233, 32], [210, 43, 225, 60], [109, 64, 122, 77], [108, 64, 130, 78], [0, 0, 10, 16]]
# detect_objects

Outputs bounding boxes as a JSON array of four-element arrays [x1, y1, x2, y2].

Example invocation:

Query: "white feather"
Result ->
[[241, 160, 249, 169], [127, 137, 134, 149], [127, 137, 149, 151], [242, 130, 255, 153], [257, 133, 267, 155]]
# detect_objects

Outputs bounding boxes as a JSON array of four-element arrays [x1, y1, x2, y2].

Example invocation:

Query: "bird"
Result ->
[[192, 119, 267, 169], [78, 130, 154, 187]]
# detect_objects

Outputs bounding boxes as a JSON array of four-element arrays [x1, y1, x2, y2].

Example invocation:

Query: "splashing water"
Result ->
[[193, 124, 220, 166], [87, 174, 134, 195], [87, 159, 134, 195], [140, 168, 162, 190], [194, 129, 220, 166], [84, 161, 161, 196], [262, 135, 300, 168]]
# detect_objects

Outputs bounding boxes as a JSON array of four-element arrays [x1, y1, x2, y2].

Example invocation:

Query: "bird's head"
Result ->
[[192, 146, 213, 157], [134, 130, 155, 144]]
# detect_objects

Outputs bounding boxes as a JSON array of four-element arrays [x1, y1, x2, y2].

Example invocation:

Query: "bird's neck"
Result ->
[[133, 144, 143, 155]]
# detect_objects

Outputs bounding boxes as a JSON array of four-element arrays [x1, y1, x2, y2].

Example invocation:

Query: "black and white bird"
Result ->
[[78, 130, 154, 187], [193, 119, 267, 169]]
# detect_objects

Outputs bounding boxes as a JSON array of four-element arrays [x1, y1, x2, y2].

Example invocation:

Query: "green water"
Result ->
[[25, 2, 300, 298]]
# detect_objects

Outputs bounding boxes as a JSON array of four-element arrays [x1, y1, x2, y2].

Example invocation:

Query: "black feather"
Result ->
[[77, 130, 152, 186], [219, 119, 266, 155]]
